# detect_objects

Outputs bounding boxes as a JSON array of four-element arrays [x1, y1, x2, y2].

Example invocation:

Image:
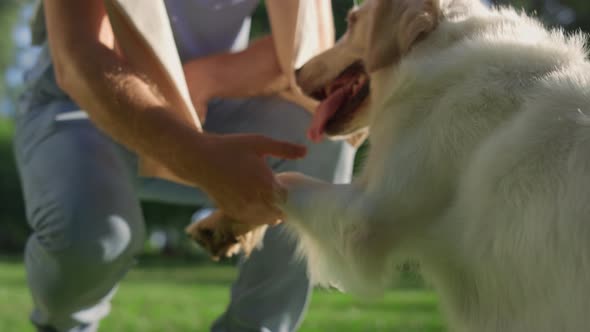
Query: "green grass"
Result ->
[[0, 255, 446, 332], [0, 117, 13, 138]]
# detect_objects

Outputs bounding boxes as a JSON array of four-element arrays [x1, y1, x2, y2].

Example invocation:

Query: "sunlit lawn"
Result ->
[[0, 254, 445, 332]]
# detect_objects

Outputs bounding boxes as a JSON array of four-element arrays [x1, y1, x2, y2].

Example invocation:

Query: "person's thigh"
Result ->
[[14, 101, 145, 330]]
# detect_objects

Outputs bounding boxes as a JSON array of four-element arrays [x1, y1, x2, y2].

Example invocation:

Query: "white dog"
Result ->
[[276, 0, 590, 331]]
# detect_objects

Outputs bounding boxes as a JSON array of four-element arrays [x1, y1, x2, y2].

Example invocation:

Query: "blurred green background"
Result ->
[[0, 0, 588, 331]]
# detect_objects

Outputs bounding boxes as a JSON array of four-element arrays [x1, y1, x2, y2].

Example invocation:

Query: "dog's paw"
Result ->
[[185, 210, 267, 261], [276, 172, 331, 219]]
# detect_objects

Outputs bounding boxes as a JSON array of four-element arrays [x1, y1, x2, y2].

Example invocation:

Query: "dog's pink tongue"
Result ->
[[308, 86, 350, 142]]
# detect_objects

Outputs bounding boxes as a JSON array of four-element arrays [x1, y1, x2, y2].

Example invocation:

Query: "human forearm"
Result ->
[[183, 35, 288, 101], [42, 0, 308, 226], [44, 0, 207, 184], [56, 41, 211, 184]]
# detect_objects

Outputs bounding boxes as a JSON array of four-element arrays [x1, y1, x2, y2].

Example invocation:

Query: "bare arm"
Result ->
[[183, 0, 336, 119], [183, 36, 288, 106], [43, 0, 306, 225], [45, 0, 208, 184]]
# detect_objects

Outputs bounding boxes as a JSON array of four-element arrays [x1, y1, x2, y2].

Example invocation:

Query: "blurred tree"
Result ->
[[332, 0, 356, 37], [250, 0, 353, 39], [492, 0, 590, 31], [0, 0, 20, 100], [0, 0, 26, 252]]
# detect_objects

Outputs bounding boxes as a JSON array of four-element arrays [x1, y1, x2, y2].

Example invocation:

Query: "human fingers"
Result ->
[[248, 135, 307, 160]]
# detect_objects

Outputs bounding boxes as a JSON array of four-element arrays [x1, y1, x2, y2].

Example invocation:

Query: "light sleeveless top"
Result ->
[[23, 0, 260, 104], [163, 0, 259, 62]]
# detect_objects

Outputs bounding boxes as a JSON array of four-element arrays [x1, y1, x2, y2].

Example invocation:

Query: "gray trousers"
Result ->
[[13, 94, 355, 332]]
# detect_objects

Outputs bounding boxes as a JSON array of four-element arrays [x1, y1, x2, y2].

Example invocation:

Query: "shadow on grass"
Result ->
[[0, 253, 239, 286], [124, 253, 239, 286], [0, 254, 25, 264]]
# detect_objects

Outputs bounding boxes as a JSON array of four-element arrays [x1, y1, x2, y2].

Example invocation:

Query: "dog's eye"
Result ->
[[347, 11, 358, 26]]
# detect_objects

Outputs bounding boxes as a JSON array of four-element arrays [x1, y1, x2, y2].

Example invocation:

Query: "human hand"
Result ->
[[197, 134, 307, 226]]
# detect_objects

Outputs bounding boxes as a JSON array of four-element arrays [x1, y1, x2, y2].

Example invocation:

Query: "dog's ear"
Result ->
[[365, 0, 440, 72]]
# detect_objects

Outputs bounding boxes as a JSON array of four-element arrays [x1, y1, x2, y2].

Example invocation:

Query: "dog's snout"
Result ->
[[296, 62, 328, 95], [295, 65, 309, 89]]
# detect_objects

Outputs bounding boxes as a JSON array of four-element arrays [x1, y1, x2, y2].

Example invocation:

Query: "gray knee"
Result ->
[[28, 195, 145, 265], [26, 197, 145, 313]]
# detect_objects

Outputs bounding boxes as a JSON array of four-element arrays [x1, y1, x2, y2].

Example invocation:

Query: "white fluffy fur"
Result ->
[[280, 0, 590, 331]]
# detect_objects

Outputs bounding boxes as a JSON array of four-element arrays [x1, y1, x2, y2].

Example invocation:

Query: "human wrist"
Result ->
[[168, 129, 215, 188], [133, 107, 210, 187], [184, 59, 219, 102]]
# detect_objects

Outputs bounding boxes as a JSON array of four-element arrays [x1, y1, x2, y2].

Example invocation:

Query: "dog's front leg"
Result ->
[[277, 172, 390, 295]]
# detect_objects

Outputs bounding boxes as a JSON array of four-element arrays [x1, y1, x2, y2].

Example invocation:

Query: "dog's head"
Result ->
[[298, 0, 441, 141]]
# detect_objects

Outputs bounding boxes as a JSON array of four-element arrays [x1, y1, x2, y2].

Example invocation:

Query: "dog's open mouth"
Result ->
[[308, 61, 370, 142]]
